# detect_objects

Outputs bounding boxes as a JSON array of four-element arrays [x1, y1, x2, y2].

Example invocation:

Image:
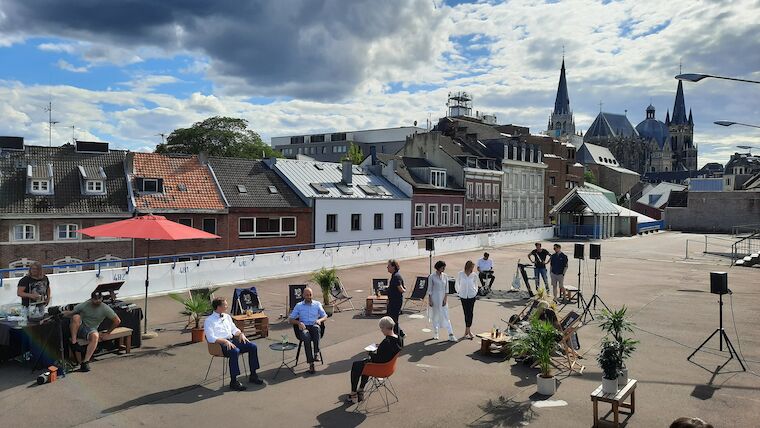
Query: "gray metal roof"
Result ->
[[272, 159, 408, 200], [585, 112, 638, 140], [577, 143, 621, 167], [550, 187, 619, 215], [636, 182, 687, 208], [636, 118, 669, 148]]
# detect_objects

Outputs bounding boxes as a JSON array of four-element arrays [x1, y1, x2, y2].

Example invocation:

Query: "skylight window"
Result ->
[[237, 185, 247, 193], [268, 186, 278, 194], [177, 183, 187, 192], [336, 183, 354, 195], [310, 182, 330, 194]]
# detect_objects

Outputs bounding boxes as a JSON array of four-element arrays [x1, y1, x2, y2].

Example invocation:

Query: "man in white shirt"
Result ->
[[204, 298, 263, 390], [476, 252, 495, 294]]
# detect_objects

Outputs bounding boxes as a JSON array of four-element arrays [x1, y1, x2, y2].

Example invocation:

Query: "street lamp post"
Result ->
[[676, 73, 760, 85], [714, 121, 760, 129]]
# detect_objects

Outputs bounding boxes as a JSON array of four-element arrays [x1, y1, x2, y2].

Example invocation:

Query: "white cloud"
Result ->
[[56, 59, 89, 73]]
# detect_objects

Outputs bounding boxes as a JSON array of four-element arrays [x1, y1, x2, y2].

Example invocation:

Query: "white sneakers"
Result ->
[[448, 334, 457, 342]]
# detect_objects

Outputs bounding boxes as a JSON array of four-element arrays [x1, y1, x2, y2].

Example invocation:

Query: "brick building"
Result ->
[[127, 152, 228, 257], [369, 154, 466, 236], [0, 140, 132, 276], [208, 157, 312, 251]]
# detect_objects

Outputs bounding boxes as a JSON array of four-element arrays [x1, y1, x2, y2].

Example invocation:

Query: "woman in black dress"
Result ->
[[347, 316, 403, 404], [385, 259, 405, 336]]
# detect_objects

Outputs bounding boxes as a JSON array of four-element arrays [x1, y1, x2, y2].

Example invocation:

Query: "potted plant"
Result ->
[[599, 306, 638, 385], [169, 293, 213, 343], [512, 318, 561, 395], [597, 339, 622, 394], [312, 267, 339, 317]]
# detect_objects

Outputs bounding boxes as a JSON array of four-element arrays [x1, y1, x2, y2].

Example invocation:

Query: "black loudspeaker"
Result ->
[[425, 238, 435, 252], [590, 243, 601, 260], [710, 272, 728, 295], [574, 243, 585, 260]]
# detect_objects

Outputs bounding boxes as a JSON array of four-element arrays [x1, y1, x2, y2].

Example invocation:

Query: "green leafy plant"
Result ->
[[512, 318, 561, 378], [169, 293, 213, 329], [599, 306, 639, 368], [597, 339, 622, 380], [312, 267, 339, 306]]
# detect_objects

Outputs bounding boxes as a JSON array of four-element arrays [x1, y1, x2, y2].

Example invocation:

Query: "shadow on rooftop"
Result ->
[[467, 395, 535, 428], [315, 399, 367, 428], [101, 384, 223, 413], [403, 338, 456, 363]]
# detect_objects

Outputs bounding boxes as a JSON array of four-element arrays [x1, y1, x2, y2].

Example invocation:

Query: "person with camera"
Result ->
[[476, 252, 495, 295], [63, 292, 121, 372], [289, 287, 328, 374], [17, 261, 51, 311], [205, 297, 263, 390]]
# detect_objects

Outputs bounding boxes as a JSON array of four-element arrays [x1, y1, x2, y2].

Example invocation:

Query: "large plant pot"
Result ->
[[190, 328, 205, 343], [324, 304, 334, 317], [602, 377, 619, 394], [618, 367, 629, 386], [536, 374, 556, 396]]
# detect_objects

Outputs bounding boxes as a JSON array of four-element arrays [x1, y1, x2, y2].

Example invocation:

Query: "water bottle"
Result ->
[[281, 335, 287, 347]]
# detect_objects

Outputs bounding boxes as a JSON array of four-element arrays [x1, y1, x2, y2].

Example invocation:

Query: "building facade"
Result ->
[[208, 157, 313, 251], [127, 152, 229, 257], [0, 140, 132, 276], [272, 126, 425, 162], [268, 158, 411, 246]]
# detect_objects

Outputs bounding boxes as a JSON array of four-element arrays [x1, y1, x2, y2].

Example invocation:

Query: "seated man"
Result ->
[[63, 292, 122, 372], [289, 287, 328, 374], [476, 252, 495, 294], [204, 297, 263, 391]]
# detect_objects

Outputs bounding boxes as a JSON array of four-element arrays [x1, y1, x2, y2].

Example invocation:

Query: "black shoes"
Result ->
[[230, 378, 247, 391], [249, 374, 264, 385], [80, 361, 90, 372]]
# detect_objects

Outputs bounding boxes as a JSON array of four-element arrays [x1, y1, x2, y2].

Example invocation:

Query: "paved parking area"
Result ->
[[1, 231, 758, 427]]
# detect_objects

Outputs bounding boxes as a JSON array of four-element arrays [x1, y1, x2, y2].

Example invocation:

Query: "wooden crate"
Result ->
[[232, 313, 269, 338], [365, 295, 388, 316]]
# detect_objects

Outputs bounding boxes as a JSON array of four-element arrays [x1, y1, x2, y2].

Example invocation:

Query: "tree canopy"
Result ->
[[155, 116, 281, 159], [583, 169, 597, 185], [343, 143, 364, 165]]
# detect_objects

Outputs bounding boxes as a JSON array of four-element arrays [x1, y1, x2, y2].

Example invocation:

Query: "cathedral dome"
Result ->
[[636, 104, 669, 148]]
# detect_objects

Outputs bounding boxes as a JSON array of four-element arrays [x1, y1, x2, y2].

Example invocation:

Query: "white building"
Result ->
[[267, 158, 411, 246], [497, 140, 547, 229]]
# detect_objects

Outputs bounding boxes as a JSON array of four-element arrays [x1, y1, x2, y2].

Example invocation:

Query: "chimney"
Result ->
[[342, 159, 353, 185], [370, 145, 377, 165]]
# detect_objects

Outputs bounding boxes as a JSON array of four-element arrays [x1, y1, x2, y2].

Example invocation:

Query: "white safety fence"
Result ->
[[0, 227, 553, 307]]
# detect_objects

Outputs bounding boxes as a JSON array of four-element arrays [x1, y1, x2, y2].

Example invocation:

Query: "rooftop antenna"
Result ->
[[562, 44, 565, 59], [44, 101, 59, 147], [599, 100, 603, 113], [156, 133, 166, 144], [679, 59, 682, 75], [71, 125, 76, 144]]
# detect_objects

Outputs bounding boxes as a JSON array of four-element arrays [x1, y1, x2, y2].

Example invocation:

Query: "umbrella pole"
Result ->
[[142, 239, 155, 338]]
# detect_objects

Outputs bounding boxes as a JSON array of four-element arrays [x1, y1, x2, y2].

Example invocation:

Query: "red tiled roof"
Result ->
[[132, 153, 226, 212]]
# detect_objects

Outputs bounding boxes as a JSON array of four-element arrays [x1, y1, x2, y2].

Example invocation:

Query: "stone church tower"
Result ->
[[547, 59, 576, 138], [666, 80, 698, 171]]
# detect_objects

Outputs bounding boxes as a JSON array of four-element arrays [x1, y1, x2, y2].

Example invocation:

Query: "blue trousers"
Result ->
[[534, 267, 549, 291], [221, 338, 260, 378]]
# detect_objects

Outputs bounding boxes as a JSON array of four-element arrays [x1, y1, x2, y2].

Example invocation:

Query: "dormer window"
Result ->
[[86, 180, 104, 193], [430, 170, 447, 187], [135, 177, 163, 193], [31, 180, 50, 193], [466, 157, 477, 168]]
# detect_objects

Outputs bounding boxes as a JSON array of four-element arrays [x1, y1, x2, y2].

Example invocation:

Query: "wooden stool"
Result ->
[[232, 313, 269, 338], [590, 379, 637, 427], [72, 326, 133, 361], [365, 295, 388, 316]]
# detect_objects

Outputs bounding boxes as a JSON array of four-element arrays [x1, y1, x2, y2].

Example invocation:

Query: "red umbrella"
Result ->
[[79, 215, 221, 336]]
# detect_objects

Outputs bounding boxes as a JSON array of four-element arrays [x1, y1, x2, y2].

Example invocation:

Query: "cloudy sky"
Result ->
[[1, 0, 758, 167]]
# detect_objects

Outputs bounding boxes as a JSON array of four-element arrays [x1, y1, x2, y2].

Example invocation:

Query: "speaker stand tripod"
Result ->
[[575, 259, 589, 311], [580, 259, 609, 323], [687, 293, 746, 371]]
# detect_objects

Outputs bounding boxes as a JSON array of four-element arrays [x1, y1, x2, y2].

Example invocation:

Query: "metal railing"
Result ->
[[731, 223, 760, 237], [731, 231, 760, 266], [555, 224, 602, 239], [0, 225, 554, 282]]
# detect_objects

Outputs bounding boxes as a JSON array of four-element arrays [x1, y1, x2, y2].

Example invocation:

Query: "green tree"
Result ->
[[583, 169, 597, 185], [156, 116, 281, 159], [342, 143, 364, 165]]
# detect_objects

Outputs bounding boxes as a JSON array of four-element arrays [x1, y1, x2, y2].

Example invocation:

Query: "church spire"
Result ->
[[688, 108, 693, 125], [671, 80, 688, 125], [553, 59, 570, 115], [665, 109, 670, 126]]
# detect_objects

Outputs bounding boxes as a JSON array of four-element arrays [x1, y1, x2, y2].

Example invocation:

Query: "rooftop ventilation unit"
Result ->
[[0, 136, 24, 151], [75, 140, 109, 153]]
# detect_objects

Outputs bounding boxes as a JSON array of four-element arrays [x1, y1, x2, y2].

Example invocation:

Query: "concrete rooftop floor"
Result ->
[[1, 231, 758, 428]]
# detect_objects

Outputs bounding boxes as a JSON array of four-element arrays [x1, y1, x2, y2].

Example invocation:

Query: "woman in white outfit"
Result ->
[[427, 261, 456, 342], [455, 260, 479, 340]]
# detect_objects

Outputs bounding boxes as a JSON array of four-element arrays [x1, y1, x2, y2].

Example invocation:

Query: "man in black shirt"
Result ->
[[17, 261, 51, 310], [385, 259, 405, 337], [549, 244, 570, 302], [528, 242, 550, 293]]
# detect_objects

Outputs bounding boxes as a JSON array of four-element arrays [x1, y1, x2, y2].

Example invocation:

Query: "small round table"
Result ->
[[269, 342, 297, 379]]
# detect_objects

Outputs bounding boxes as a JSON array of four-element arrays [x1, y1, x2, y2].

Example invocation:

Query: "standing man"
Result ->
[[528, 242, 550, 293], [385, 259, 406, 340], [476, 252, 495, 295], [17, 261, 51, 311], [64, 292, 121, 372], [549, 244, 569, 302], [204, 298, 263, 390], [289, 287, 328, 374]]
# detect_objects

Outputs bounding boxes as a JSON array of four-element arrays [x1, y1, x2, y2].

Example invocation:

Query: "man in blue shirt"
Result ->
[[289, 287, 327, 374], [549, 244, 570, 302]]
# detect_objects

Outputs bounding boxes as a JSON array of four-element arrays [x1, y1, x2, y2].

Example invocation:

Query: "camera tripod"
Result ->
[[687, 292, 746, 371], [30, 313, 66, 372], [580, 258, 609, 323]]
